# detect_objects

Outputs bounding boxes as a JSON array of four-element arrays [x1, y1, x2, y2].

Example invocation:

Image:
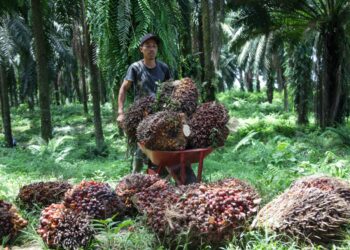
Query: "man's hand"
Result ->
[[117, 113, 125, 128]]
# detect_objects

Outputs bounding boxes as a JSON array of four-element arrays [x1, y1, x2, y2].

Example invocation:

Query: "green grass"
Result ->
[[1, 90, 350, 249]]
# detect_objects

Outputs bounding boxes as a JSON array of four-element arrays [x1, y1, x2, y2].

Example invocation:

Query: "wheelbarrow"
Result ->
[[138, 142, 213, 185]]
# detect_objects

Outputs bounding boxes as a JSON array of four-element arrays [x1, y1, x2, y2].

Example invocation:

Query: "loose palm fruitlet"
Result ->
[[115, 174, 162, 209], [188, 102, 229, 148], [137, 111, 191, 151], [124, 96, 155, 143], [37, 203, 93, 250], [18, 181, 72, 208], [165, 179, 260, 245], [252, 176, 350, 243], [157, 78, 198, 117], [0, 200, 27, 241], [64, 180, 125, 220]]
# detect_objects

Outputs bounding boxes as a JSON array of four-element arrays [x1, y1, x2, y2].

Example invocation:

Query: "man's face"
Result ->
[[140, 39, 158, 60]]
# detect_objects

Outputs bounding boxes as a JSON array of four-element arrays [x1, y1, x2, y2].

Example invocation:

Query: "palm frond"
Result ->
[[254, 34, 267, 74]]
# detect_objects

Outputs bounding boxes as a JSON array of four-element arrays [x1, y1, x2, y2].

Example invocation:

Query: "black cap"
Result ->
[[140, 33, 160, 46]]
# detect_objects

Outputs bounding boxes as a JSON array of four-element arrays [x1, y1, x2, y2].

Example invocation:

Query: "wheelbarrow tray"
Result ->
[[138, 143, 213, 184], [138, 143, 213, 166]]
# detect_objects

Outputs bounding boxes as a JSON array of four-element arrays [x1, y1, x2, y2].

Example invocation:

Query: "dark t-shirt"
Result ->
[[124, 60, 171, 100]]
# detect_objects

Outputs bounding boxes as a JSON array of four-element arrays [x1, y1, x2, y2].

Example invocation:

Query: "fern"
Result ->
[[233, 131, 258, 152], [327, 127, 350, 147]]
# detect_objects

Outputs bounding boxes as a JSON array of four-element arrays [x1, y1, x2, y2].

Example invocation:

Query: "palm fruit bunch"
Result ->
[[132, 179, 193, 236], [157, 80, 175, 108], [17, 181, 72, 208], [64, 180, 125, 220], [115, 174, 162, 210], [136, 111, 191, 151], [252, 176, 350, 243], [157, 78, 198, 117], [290, 175, 350, 202], [124, 96, 155, 143], [37, 203, 93, 250], [188, 102, 229, 149], [164, 178, 260, 245], [0, 200, 28, 241]]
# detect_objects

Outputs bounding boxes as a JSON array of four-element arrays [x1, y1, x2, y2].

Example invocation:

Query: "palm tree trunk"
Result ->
[[245, 71, 253, 92], [78, 5, 89, 115], [65, 71, 73, 103], [10, 71, 18, 107], [82, 0, 105, 152], [266, 71, 274, 103], [8, 67, 16, 107], [316, 24, 346, 128], [197, 2, 204, 83], [326, 26, 345, 126], [179, 0, 192, 76], [54, 70, 60, 105], [70, 71, 82, 103], [0, 65, 14, 147], [275, 54, 288, 111], [31, 0, 52, 142], [80, 61, 88, 114], [98, 70, 107, 104], [256, 74, 261, 92], [190, 0, 200, 81], [283, 78, 289, 112], [288, 43, 312, 125], [201, 0, 215, 101], [296, 83, 309, 125], [239, 70, 245, 91], [211, 0, 224, 73], [72, 61, 82, 103]]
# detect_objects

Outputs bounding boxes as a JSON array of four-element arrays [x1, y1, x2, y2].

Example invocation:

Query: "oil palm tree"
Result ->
[[31, 0, 53, 141], [0, 18, 14, 147], [223, 10, 289, 106], [230, 0, 350, 128]]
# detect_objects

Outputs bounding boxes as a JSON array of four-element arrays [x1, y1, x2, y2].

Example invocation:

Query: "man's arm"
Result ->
[[117, 80, 132, 125]]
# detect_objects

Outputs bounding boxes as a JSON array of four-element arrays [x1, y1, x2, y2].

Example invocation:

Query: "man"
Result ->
[[117, 33, 172, 173]]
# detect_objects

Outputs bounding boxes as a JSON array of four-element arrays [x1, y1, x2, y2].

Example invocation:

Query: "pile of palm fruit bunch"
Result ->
[[135, 78, 229, 150], [36, 180, 125, 249], [123, 96, 156, 143], [132, 179, 195, 236], [131, 177, 259, 247], [187, 102, 229, 148], [156, 78, 198, 117], [252, 175, 350, 243], [64, 180, 125, 220], [136, 111, 190, 151], [163, 178, 260, 246], [115, 174, 162, 211], [0, 200, 27, 241], [37, 203, 93, 250], [17, 181, 72, 208]]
